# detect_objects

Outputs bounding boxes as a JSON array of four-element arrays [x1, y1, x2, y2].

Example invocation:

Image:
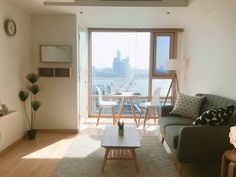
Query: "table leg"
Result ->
[[220, 154, 226, 177], [101, 148, 110, 171], [143, 108, 148, 128], [131, 149, 139, 172], [118, 97, 125, 121], [138, 108, 143, 127], [129, 98, 138, 127], [228, 162, 235, 177], [112, 106, 116, 125]]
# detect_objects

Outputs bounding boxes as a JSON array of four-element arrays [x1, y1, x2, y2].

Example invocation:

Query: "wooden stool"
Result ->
[[221, 150, 236, 177]]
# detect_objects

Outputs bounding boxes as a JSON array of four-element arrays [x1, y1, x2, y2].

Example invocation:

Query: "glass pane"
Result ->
[[152, 79, 172, 105], [155, 36, 171, 73], [91, 32, 150, 114]]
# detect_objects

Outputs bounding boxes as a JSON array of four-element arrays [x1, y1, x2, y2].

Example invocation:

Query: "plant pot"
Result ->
[[118, 129, 124, 136], [27, 129, 37, 140]]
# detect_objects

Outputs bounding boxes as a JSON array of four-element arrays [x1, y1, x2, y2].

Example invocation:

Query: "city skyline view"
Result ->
[[92, 32, 170, 73], [91, 32, 172, 113]]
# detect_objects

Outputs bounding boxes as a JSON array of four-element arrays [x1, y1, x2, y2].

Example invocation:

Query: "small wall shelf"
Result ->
[[0, 110, 18, 119], [38, 67, 71, 78]]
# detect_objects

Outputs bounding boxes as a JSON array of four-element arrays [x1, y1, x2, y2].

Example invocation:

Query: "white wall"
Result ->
[[182, 0, 236, 100], [31, 15, 78, 130], [0, 0, 31, 150]]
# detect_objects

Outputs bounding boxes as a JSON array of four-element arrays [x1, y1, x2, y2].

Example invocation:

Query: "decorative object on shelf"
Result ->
[[0, 104, 9, 116], [18, 73, 41, 140], [117, 121, 125, 136], [4, 19, 16, 36], [163, 58, 184, 105], [229, 126, 236, 149]]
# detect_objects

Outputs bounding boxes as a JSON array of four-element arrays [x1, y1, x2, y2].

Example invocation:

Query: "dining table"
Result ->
[[116, 92, 142, 127]]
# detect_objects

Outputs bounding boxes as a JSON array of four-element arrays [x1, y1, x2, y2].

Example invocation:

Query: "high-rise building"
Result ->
[[112, 50, 130, 77]]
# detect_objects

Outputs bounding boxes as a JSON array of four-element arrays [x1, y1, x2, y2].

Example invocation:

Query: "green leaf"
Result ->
[[26, 73, 39, 84], [28, 85, 40, 95], [18, 91, 29, 102], [31, 101, 41, 111]]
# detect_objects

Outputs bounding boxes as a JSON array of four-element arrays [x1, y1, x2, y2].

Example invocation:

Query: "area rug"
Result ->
[[52, 135, 180, 177]]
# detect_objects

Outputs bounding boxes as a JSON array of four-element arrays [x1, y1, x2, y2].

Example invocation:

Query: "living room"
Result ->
[[0, 0, 236, 177]]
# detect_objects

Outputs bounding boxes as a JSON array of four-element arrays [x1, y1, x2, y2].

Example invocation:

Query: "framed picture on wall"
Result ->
[[40, 45, 71, 63]]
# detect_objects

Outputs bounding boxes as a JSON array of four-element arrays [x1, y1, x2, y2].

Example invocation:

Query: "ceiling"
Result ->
[[7, 0, 225, 28]]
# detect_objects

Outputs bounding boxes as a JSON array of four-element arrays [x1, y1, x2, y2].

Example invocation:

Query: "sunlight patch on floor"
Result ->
[[22, 138, 73, 159], [64, 134, 101, 158]]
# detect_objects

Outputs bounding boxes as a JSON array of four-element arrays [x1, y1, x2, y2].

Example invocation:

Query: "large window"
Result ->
[[90, 32, 150, 115], [89, 30, 179, 117]]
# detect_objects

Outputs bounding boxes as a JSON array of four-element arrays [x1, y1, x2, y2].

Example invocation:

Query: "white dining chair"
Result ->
[[138, 87, 161, 128], [96, 87, 118, 126]]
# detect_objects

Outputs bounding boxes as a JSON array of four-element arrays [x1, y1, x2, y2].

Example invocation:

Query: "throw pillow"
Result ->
[[170, 93, 205, 119], [193, 105, 235, 126]]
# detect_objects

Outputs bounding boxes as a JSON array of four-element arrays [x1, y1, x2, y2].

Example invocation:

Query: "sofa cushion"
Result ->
[[170, 93, 205, 119], [165, 125, 185, 150], [196, 93, 236, 125], [159, 116, 193, 135], [193, 106, 235, 126]]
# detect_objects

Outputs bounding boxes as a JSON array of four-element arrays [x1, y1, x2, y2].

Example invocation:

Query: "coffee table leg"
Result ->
[[102, 148, 110, 171], [131, 149, 139, 172]]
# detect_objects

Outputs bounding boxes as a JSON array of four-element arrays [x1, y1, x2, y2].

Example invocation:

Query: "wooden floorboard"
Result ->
[[0, 133, 75, 177]]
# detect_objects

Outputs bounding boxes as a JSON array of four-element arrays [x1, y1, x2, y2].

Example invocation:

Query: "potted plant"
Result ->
[[117, 121, 125, 136], [19, 73, 41, 140]]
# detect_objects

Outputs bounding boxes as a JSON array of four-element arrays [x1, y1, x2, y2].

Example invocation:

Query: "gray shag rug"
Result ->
[[52, 135, 180, 177]]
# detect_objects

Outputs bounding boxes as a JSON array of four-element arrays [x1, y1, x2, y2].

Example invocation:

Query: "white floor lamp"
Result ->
[[163, 59, 182, 106]]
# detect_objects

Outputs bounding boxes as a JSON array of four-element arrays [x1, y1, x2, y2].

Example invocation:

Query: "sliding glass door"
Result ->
[[90, 32, 150, 116]]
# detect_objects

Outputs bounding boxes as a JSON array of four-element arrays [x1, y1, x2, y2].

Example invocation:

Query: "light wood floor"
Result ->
[[0, 118, 159, 177], [0, 118, 221, 177], [0, 133, 75, 177]]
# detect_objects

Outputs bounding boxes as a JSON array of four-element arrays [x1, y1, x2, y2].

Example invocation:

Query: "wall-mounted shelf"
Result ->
[[38, 67, 71, 78], [0, 110, 18, 119]]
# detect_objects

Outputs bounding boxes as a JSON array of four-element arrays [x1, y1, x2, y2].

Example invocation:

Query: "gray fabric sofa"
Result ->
[[159, 93, 236, 164]]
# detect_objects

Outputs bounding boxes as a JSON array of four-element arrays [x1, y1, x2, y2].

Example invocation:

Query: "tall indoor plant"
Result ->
[[19, 73, 41, 140]]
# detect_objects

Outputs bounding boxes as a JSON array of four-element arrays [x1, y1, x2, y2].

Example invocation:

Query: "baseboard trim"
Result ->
[[0, 136, 25, 156], [36, 129, 79, 133]]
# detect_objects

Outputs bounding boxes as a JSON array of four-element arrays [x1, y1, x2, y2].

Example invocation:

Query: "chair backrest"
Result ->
[[151, 87, 161, 106], [96, 87, 103, 105]]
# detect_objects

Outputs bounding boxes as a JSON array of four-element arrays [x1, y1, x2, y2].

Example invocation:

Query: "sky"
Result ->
[[92, 32, 150, 69], [91, 32, 170, 71]]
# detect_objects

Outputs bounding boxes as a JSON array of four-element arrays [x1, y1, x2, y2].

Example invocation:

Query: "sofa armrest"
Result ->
[[161, 105, 174, 117], [177, 125, 232, 163]]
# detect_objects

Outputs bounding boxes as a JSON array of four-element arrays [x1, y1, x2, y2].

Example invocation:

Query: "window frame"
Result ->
[[152, 32, 178, 78], [88, 29, 181, 118]]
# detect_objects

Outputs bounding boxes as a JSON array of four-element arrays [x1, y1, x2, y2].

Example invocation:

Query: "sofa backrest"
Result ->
[[196, 93, 236, 125]]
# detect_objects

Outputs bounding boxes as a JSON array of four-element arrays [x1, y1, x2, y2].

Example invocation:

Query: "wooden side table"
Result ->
[[221, 150, 236, 177]]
